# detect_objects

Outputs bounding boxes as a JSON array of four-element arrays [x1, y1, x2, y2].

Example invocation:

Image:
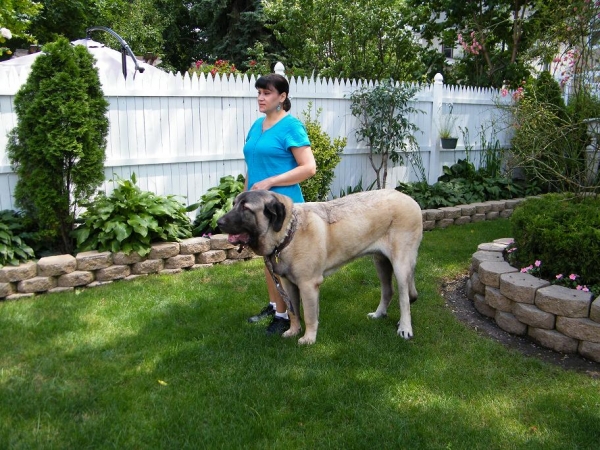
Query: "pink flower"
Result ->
[[534, 260, 541, 267], [569, 274, 578, 280], [556, 274, 563, 280], [576, 285, 589, 292]]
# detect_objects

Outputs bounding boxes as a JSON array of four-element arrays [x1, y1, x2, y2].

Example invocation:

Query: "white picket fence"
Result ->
[[0, 66, 512, 213]]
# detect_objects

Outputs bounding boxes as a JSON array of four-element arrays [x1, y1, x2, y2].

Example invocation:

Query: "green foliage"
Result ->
[[509, 194, 600, 287], [7, 37, 109, 254], [191, 175, 245, 236], [299, 103, 346, 202], [333, 178, 377, 199], [0, 210, 35, 266], [73, 174, 192, 257], [397, 157, 532, 210], [349, 79, 423, 188], [188, 59, 240, 78], [509, 71, 597, 193]]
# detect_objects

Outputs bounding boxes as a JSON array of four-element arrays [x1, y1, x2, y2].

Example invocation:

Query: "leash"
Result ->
[[263, 211, 298, 314]]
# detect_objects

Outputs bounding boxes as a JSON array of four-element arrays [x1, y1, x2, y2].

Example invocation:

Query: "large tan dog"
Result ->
[[217, 189, 423, 345]]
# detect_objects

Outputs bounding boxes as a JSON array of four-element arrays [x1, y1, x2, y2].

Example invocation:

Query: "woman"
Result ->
[[244, 73, 316, 335]]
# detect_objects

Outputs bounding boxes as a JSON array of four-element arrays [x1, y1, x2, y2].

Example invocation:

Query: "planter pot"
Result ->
[[440, 137, 458, 149]]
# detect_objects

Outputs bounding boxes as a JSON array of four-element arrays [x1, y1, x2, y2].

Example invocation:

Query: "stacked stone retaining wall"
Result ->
[[0, 198, 526, 302], [468, 239, 600, 363]]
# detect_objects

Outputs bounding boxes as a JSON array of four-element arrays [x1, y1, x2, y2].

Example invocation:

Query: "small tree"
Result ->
[[300, 103, 346, 201], [7, 37, 109, 254], [349, 79, 422, 188]]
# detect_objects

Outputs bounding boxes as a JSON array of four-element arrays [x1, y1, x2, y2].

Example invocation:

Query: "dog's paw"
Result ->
[[282, 327, 301, 338], [397, 325, 414, 340], [298, 334, 316, 345], [367, 311, 387, 319]]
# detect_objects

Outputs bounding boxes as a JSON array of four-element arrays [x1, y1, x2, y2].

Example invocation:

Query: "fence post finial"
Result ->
[[274, 62, 285, 76]]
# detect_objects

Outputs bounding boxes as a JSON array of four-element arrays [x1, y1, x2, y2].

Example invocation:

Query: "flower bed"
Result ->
[[468, 239, 600, 363]]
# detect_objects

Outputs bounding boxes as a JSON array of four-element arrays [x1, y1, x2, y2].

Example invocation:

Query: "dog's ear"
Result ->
[[264, 198, 286, 232]]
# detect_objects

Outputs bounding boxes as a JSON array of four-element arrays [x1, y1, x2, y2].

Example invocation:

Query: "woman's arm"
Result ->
[[250, 146, 316, 191]]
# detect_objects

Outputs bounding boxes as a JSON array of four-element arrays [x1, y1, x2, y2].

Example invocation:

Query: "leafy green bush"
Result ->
[[300, 103, 346, 202], [397, 158, 531, 209], [509, 194, 600, 288], [0, 210, 35, 266], [191, 175, 245, 236], [73, 174, 192, 256]]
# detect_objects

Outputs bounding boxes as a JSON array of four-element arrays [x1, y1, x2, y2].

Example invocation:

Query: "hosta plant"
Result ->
[[0, 210, 35, 266], [73, 174, 193, 256]]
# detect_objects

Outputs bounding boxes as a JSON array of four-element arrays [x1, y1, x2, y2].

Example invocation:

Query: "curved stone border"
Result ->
[[0, 235, 256, 301], [467, 239, 600, 363]]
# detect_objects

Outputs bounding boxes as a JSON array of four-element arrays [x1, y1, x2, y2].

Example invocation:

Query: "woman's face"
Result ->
[[257, 84, 286, 114]]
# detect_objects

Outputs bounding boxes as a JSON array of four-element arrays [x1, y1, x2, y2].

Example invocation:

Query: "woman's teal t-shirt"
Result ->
[[243, 114, 310, 203]]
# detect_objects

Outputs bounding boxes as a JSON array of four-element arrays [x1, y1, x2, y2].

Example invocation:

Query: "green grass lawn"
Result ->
[[1, 219, 599, 449]]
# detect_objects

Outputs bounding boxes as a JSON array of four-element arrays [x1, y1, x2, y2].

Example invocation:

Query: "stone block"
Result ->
[[528, 327, 579, 354], [485, 211, 499, 220], [512, 303, 555, 329], [48, 287, 74, 294], [471, 202, 492, 214], [95, 265, 131, 281], [493, 238, 514, 246], [0, 282, 15, 298], [179, 237, 211, 255], [160, 268, 183, 275], [0, 261, 37, 283], [5, 293, 35, 300], [164, 254, 195, 269], [226, 247, 254, 260], [210, 234, 235, 250], [196, 250, 226, 264], [471, 213, 486, 223], [87, 281, 113, 288], [453, 216, 471, 226], [486, 286, 513, 312], [591, 296, 600, 323], [113, 251, 144, 265], [436, 218, 454, 229], [578, 341, 600, 363], [148, 242, 180, 260], [471, 251, 505, 272], [505, 199, 524, 209], [37, 254, 76, 277], [424, 209, 445, 221], [58, 271, 95, 287], [422, 220, 436, 231], [500, 209, 513, 218], [473, 293, 496, 318], [495, 310, 527, 335], [439, 206, 462, 219], [76, 251, 112, 271], [131, 259, 164, 275], [486, 200, 506, 212], [189, 263, 213, 270], [535, 285, 592, 318], [477, 242, 506, 252], [460, 205, 476, 216], [500, 272, 550, 305], [470, 272, 485, 296], [556, 317, 600, 343], [478, 261, 518, 288], [18, 276, 57, 294]]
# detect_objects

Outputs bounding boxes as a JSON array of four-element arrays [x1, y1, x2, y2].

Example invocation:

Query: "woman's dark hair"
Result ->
[[255, 74, 292, 112]]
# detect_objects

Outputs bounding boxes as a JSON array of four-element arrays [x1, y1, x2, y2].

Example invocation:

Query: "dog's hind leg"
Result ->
[[368, 254, 394, 320], [392, 256, 414, 340]]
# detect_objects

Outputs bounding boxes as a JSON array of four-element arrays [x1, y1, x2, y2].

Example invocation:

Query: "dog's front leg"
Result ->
[[280, 278, 302, 338], [297, 281, 322, 345]]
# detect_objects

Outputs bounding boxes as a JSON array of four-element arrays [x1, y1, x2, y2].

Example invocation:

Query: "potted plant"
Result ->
[[438, 104, 458, 149]]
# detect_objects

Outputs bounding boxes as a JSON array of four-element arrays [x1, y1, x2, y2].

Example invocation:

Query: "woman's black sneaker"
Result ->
[[265, 316, 290, 335], [247, 304, 275, 323]]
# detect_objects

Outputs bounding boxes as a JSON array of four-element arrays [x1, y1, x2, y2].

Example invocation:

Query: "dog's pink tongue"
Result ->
[[227, 234, 242, 244]]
